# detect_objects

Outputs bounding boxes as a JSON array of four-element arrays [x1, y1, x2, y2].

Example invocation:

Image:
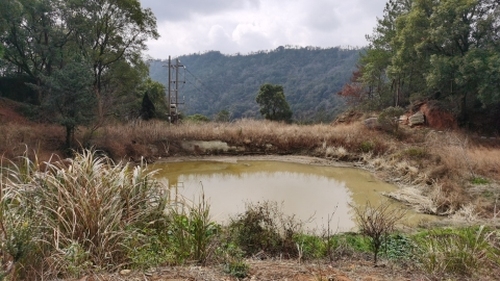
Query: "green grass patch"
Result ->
[[402, 147, 428, 159], [359, 141, 375, 153], [470, 176, 490, 185], [412, 226, 500, 277]]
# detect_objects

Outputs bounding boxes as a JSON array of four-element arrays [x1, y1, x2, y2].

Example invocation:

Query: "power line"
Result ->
[[184, 67, 219, 97]]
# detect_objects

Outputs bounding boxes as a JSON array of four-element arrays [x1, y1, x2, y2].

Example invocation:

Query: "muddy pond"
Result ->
[[151, 159, 434, 232]]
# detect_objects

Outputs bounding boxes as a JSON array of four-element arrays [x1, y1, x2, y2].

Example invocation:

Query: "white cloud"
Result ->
[[139, 0, 387, 59]]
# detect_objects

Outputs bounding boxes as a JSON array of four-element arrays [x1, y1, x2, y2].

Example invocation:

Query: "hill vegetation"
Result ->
[[148, 46, 361, 122], [339, 0, 500, 134]]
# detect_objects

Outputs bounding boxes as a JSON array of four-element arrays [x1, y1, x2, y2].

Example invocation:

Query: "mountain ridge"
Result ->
[[148, 46, 362, 122]]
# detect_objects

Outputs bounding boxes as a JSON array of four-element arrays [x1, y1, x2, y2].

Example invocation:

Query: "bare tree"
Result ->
[[351, 200, 407, 265]]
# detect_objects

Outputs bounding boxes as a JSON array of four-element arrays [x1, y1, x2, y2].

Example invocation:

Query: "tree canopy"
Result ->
[[348, 0, 500, 125], [40, 59, 96, 148], [256, 83, 292, 122], [0, 0, 160, 121]]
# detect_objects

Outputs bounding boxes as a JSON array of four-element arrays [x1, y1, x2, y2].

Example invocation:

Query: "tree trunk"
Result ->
[[65, 126, 74, 149]]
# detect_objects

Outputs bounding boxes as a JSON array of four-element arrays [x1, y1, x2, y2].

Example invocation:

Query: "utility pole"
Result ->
[[167, 56, 171, 121], [166, 56, 185, 123]]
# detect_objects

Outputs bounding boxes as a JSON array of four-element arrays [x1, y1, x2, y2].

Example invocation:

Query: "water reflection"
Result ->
[[151, 160, 426, 232]]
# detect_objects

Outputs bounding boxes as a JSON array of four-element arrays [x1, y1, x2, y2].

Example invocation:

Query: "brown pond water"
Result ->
[[151, 160, 435, 232]]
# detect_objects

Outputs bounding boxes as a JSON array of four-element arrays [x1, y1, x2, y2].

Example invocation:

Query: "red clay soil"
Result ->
[[419, 101, 458, 130]]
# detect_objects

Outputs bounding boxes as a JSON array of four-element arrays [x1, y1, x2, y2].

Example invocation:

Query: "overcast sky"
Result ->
[[138, 0, 387, 59]]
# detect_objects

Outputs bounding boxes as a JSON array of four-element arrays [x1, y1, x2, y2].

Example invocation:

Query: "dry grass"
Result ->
[[1, 119, 499, 219], [0, 123, 65, 159], [85, 119, 397, 160], [378, 129, 500, 218], [424, 131, 500, 181], [0, 149, 168, 279]]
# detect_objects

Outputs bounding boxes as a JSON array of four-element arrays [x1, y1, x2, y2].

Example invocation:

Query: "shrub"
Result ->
[[378, 106, 405, 135], [215, 231, 248, 278], [351, 200, 407, 264], [359, 141, 375, 153], [124, 228, 172, 269], [223, 260, 249, 278], [229, 201, 302, 258], [402, 147, 428, 159]]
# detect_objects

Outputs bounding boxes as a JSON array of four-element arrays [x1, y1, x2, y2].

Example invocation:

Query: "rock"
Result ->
[[409, 111, 425, 127], [363, 117, 380, 129], [119, 269, 132, 276], [399, 114, 409, 125]]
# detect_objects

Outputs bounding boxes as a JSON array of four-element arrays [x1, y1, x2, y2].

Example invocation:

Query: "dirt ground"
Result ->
[[72, 258, 431, 281], [155, 154, 356, 168]]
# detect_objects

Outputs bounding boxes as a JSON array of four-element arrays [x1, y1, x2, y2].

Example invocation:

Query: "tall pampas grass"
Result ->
[[0, 149, 167, 279]]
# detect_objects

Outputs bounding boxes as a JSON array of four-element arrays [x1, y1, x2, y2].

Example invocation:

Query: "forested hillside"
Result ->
[[339, 0, 500, 132], [148, 46, 361, 122]]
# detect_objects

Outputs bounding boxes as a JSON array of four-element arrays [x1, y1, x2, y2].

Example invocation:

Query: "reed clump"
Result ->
[[0, 149, 168, 279]]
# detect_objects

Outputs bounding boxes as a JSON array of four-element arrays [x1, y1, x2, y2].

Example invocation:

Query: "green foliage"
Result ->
[[298, 232, 373, 260], [223, 260, 249, 278], [60, 242, 92, 278], [215, 233, 248, 277], [39, 59, 96, 148], [382, 233, 415, 261], [401, 147, 428, 159], [351, 201, 407, 264], [413, 226, 500, 277], [140, 92, 156, 120], [229, 201, 301, 257], [0, 76, 38, 104], [293, 233, 385, 261], [148, 47, 359, 122], [294, 234, 326, 260], [214, 109, 231, 122], [334, 233, 372, 253], [470, 177, 490, 185], [165, 192, 219, 265], [185, 114, 211, 123], [125, 228, 171, 269], [256, 84, 292, 122], [143, 78, 169, 119], [0, 0, 159, 123], [359, 141, 375, 153], [357, 0, 500, 124], [377, 106, 405, 135]]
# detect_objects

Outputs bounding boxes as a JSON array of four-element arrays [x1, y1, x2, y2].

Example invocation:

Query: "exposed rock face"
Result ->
[[409, 111, 425, 127], [404, 100, 457, 130], [419, 101, 458, 130]]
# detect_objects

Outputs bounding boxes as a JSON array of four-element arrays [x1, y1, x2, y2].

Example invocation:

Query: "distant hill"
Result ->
[[148, 46, 362, 122]]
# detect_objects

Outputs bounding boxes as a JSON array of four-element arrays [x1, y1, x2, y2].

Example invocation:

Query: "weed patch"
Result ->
[[413, 226, 500, 277]]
